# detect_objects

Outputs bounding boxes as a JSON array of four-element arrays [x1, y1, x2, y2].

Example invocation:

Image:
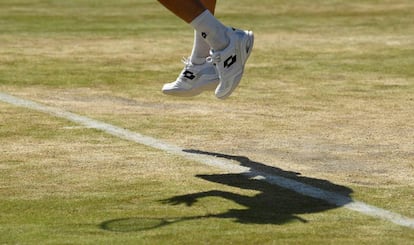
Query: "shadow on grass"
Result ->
[[100, 149, 353, 232]]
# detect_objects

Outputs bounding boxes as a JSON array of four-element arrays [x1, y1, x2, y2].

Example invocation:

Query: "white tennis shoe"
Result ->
[[209, 28, 254, 99], [162, 58, 219, 97]]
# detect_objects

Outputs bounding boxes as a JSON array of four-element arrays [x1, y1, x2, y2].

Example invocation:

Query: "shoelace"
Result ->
[[180, 57, 191, 70], [181, 57, 192, 67], [207, 53, 221, 64]]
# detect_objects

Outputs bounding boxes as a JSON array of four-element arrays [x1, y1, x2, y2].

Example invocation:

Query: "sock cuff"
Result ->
[[190, 10, 213, 29], [189, 9, 229, 51]]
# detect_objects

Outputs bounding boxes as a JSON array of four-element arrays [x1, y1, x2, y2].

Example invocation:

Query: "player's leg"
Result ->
[[161, 0, 220, 97], [157, 0, 206, 23], [157, 0, 228, 55], [190, 0, 216, 65], [190, 5, 254, 99], [158, 0, 254, 99]]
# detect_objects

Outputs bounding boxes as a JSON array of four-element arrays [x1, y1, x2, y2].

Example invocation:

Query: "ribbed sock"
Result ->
[[190, 10, 229, 51]]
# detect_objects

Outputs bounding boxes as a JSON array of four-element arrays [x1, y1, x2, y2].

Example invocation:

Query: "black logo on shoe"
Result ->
[[201, 32, 207, 38], [183, 70, 195, 80], [223, 55, 237, 69]]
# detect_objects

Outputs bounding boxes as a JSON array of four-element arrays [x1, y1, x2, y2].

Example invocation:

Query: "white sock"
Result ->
[[190, 30, 211, 65], [190, 10, 229, 51]]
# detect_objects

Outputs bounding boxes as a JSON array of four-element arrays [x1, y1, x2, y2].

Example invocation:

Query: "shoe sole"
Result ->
[[216, 30, 254, 100], [162, 79, 219, 97]]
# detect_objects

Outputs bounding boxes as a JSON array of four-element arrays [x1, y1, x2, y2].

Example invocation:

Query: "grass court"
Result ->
[[0, 0, 413, 244]]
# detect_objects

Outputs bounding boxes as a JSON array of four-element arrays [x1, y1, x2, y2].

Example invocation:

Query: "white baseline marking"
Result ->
[[1, 92, 413, 229]]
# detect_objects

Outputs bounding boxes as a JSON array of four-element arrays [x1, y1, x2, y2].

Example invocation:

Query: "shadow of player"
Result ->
[[162, 149, 353, 225], [100, 149, 354, 231]]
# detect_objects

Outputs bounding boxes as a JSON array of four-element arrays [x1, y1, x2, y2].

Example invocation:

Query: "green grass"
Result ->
[[1, 0, 414, 244]]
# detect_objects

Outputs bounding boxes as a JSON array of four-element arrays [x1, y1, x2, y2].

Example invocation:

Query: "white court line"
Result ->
[[1, 92, 413, 229]]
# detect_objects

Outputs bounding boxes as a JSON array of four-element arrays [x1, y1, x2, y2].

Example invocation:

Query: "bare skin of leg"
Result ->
[[157, 0, 216, 23], [201, 0, 216, 14]]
